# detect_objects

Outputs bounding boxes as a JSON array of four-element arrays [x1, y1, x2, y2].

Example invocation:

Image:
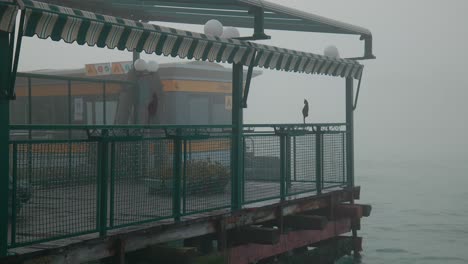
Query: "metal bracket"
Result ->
[[3, 11, 25, 100], [235, 7, 271, 41], [242, 51, 257, 108], [346, 35, 376, 61], [352, 72, 364, 111]]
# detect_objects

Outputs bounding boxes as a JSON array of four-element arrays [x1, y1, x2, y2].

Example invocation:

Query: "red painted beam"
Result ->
[[334, 204, 363, 219], [228, 218, 351, 264]]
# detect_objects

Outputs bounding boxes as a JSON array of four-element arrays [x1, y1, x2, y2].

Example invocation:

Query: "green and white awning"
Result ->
[[0, 1, 17, 33], [0, 0, 363, 79]]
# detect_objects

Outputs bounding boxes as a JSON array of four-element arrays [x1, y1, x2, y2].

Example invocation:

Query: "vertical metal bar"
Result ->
[[68, 80, 72, 127], [68, 80, 72, 182], [342, 133, 346, 185], [133, 80, 139, 124], [27, 77, 32, 184], [241, 137, 246, 204], [346, 77, 354, 187], [8, 11, 25, 96], [253, 7, 266, 38], [285, 135, 291, 194], [182, 139, 187, 215], [133, 51, 140, 63], [293, 136, 297, 181], [109, 142, 115, 228], [0, 31, 11, 257], [346, 77, 360, 259], [279, 133, 286, 201], [103, 82, 107, 125], [315, 126, 322, 194], [10, 144, 17, 246], [231, 63, 243, 210], [98, 129, 109, 236], [173, 129, 182, 222]]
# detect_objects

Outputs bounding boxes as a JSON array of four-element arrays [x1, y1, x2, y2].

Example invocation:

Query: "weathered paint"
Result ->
[[2, 188, 359, 263], [227, 218, 352, 264]]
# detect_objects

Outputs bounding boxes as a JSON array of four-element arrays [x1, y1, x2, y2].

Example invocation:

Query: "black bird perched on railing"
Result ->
[[302, 99, 309, 124]]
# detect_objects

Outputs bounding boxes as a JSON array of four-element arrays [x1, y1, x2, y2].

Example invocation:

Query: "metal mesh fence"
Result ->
[[10, 141, 98, 246], [243, 135, 281, 203], [182, 138, 231, 215], [6, 124, 348, 248], [322, 133, 347, 189], [287, 134, 317, 196], [111, 139, 173, 227]]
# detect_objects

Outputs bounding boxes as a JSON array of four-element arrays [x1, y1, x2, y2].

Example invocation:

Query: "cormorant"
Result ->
[[302, 99, 309, 124]]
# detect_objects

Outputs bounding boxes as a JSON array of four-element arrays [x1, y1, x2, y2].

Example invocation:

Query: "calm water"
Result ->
[[337, 159, 468, 264]]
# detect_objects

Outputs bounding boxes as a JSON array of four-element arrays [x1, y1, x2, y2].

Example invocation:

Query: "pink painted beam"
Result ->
[[228, 218, 351, 264]]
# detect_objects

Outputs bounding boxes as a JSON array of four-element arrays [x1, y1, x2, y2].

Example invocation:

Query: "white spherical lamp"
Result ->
[[324, 45, 340, 58], [147, 60, 160, 72], [204, 19, 223, 37], [221, 27, 240, 39], [134, 59, 147, 72]]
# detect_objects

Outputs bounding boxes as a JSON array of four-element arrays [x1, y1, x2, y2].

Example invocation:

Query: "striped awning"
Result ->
[[0, 0, 363, 79]]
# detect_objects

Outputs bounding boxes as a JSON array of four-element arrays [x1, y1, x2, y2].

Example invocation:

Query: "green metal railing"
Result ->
[[6, 123, 348, 248]]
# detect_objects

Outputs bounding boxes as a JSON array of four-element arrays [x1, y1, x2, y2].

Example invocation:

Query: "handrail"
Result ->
[[10, 123, 345, 131], [16, 72, 137, 85], [10, 124, 235, 130]]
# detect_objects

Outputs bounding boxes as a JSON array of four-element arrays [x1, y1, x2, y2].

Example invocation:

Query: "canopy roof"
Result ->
[[39, 0, 371, 36], [0, 0, 363, 79]]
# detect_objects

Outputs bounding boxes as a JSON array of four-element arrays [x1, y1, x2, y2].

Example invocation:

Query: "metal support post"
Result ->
[[285, 135, 291, 192], [0, 31, 11, 257], [173, 129, 182, 222], [279, 133, 286, 201], [231, 63, 243, 210], [98, 129, 109, 237], [346, 77, 360, 259], [345, 77, 354, 187], [315, 126, 322, 194]]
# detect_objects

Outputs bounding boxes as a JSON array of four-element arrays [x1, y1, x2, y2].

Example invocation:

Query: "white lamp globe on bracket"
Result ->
[[204, 19, 223, 37], [324, 45, 340, 59], [147, 60, 160, 72], [134, 59, 148, 72], [221, 27, 240, 39]]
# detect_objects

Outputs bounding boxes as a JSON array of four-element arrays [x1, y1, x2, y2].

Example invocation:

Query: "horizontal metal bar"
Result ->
[[10, 124, 235, 130], [10, 124, 346, 131], [244, 123, 346, 128], [17, 72, 136, 85], [9, 139, 95, 144], [7, 229, 98, 249]]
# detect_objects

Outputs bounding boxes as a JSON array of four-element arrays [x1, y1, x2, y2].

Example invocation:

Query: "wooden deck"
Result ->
[[4, 184, 360, 264]]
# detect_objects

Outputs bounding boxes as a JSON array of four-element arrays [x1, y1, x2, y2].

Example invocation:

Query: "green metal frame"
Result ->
[[6, 123, 348, 248], [346, 77, 355, 187], [0, 31, 11, 257], [231, 63, 243, 211]]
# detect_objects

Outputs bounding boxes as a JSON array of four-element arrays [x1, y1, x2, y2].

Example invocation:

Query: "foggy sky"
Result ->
[[17, 0, 468, 162]]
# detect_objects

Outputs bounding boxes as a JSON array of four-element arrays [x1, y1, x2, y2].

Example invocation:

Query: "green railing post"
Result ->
[[98, 129, 109, 237], [231, 63, 243, 210], [182, 139, 187, 215], [0, 31, 11, 257], [285, 135, 292, 192], [10, 144, 17, 246], [346, 77, 355, 187], [279, 133, 286, 201], [315, 126, 323, 194], [293, 136, 297, 181], [109, 142, 116, 228], [27, 78, 32, 184], [172, 128, 182, 222]]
